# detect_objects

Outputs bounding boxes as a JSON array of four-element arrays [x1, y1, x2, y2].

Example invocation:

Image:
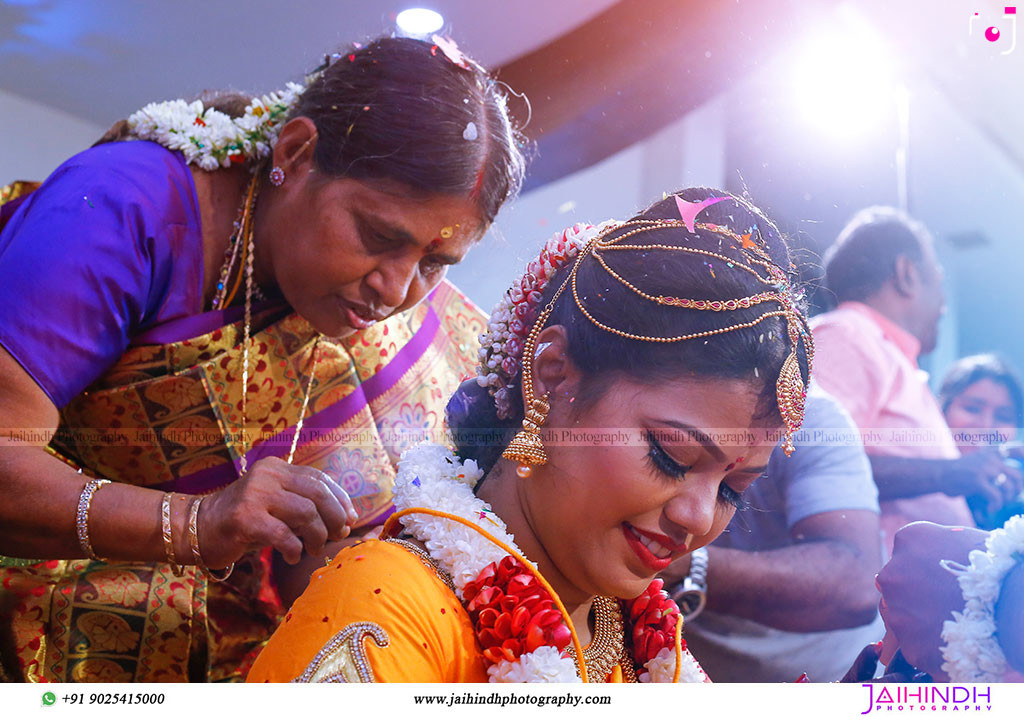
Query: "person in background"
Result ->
[[939, 353, 1022, 454], [666, 385, 883, 682], [812, 207, 1022, 554], [939, 354, 1024, 527]]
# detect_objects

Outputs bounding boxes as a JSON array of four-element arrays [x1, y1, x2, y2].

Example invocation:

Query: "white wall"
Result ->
[[0, 89, 105, 183], [449, 94, 729, 313]]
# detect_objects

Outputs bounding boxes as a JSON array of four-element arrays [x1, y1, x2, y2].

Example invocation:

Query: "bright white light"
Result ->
[[791, 11, 897, 138], [396, 8, 444, 36]]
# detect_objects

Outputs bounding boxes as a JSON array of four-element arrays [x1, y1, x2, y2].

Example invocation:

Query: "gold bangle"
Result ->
[[160, 492, 185, 577], [75, 479, 110, 561], [187, 496, 233, 582]]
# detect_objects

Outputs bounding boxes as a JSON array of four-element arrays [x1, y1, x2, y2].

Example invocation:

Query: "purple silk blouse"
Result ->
[[0, 141, 206, 408]]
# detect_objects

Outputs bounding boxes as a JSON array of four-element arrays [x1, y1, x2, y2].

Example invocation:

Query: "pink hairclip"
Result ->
[[674, 195, 729, 234]]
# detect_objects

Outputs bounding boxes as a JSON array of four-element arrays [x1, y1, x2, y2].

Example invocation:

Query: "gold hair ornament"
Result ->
[[504, 217, 813, 467]]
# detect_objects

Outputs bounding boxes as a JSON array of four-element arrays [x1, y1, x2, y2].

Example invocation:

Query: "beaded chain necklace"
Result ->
[[214, 171, 322, 476]]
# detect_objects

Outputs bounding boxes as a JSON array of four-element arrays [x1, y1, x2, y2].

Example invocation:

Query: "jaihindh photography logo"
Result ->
[[860, 685, 993, 713]]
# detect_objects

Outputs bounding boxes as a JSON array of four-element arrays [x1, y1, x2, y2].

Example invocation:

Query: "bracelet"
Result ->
[[668, 546, 709, 619], [76, 479, 111, 561], [160, 492, 185, 577], [187, 496, 234, 582]]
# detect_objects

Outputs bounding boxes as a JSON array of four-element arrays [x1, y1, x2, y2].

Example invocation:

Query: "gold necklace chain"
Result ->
[[236, 174, 321, 475], [575, 596, 627, 683], [211, 174, 268, 311]]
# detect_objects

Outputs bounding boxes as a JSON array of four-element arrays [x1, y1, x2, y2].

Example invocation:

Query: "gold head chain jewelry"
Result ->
[[502, 217, 813, 469]]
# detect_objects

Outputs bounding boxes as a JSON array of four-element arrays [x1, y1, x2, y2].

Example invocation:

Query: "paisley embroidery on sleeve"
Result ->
[[292, 622, 390, 683]]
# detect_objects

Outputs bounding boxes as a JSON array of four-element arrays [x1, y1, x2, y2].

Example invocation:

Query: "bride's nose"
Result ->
[[663, 477, 718, 541]]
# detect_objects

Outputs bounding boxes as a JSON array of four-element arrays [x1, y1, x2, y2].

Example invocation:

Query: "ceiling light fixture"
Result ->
[[396, 8, 444, 37]]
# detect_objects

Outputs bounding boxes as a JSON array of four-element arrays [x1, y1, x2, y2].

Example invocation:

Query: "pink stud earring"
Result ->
[[269, 166, 285, 186]]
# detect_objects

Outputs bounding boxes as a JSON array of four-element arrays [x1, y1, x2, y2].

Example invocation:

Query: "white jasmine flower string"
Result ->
[[126, 83, 305, 171]]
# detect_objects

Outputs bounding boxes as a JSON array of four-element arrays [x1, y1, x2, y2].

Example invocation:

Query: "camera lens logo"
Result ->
[[971, 7, 1018, 54]]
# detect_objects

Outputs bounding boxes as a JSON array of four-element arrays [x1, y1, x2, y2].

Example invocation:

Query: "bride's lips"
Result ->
[[622, 523, 686, 572]]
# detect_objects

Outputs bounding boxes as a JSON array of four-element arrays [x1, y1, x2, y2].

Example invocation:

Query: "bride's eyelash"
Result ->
[[644, 430, 749, 509], [644, 430, 690, 479], [718, 483, 748, 510]]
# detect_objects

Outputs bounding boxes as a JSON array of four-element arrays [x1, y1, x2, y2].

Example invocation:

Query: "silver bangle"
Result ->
[[76, 479, 111, 561]]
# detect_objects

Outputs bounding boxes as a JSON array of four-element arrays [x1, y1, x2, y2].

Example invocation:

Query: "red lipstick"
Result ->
[[622, 523, 678, 572]]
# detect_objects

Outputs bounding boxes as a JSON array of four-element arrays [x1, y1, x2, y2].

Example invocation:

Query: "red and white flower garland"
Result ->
[[475, 221, 618, 419], [126, 83, 304, 171], [393, 442, 708, 682]]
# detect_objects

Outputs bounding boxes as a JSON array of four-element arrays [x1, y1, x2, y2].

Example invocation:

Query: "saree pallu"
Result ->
[[0, 280, 486, 682]]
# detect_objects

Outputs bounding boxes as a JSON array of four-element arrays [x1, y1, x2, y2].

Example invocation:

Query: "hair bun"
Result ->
[[447, 378, 517, 475]]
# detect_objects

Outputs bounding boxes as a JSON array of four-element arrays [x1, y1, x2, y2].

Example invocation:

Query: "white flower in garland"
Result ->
[[393, 443, 526, 597], [487, 646, 579, 683], [126, 82, 305, 171], [638, 646, 709, 683], [392, 442, 708, 684], [394, 443, 579, 682], [940, 515, 1024, 682]]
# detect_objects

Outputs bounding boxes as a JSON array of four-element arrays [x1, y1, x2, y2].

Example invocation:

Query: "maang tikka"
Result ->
[[484, 201, 813, 468]]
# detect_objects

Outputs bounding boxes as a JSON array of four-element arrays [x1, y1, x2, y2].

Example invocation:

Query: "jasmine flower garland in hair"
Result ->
[[126, 83, 305, 171], [476, 221, 618, 419]]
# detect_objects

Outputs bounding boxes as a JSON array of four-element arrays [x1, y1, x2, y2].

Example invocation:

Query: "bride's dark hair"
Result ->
[[447, 188, 811, 474]]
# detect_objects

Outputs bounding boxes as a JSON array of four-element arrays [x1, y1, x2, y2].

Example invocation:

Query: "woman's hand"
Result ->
[[875, 521, 989, 680], [197, 456, 358, 568], [943, 446, 1023, 516]]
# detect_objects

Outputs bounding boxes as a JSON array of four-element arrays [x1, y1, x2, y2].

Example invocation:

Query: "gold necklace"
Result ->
[[211, 173, 267, 311], [576, 596, 628, 683], [236, 174, 321, 475]]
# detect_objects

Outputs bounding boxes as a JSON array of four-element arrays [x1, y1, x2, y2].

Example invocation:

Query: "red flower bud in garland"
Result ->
[[462, 555, 573, 666]]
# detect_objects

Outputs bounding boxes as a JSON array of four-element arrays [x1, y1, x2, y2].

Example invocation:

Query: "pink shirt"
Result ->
[[811, 302, 973, 552]]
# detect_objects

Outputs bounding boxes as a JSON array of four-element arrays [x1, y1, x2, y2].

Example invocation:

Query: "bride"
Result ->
[[247, 189, 814, 683]]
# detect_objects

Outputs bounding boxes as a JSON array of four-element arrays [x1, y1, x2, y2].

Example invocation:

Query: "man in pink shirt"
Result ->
[[812, 207, 1022, 553]]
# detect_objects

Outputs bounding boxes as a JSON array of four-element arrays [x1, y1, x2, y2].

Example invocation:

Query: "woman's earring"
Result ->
[[502, 393, 551, 478], [269, 166, 286, 186]]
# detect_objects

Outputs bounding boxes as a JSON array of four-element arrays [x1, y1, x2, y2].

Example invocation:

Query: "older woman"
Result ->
[[0, 36, 524, 682], [247, 189, 814, 683]]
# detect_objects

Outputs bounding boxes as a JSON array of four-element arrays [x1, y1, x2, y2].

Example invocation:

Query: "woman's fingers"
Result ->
[[280, 466, 355, 542], [199, 457, 361, 565], [995, 463, 1023, 503], [264, 515, 305, 565], [268, 491, 330, 557]]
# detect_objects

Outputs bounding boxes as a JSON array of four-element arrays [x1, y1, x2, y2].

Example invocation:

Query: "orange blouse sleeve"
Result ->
[[247, 539, 488, 683]]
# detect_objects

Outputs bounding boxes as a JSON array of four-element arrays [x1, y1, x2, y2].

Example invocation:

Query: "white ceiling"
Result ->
[[0, 0, 620, 125]]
